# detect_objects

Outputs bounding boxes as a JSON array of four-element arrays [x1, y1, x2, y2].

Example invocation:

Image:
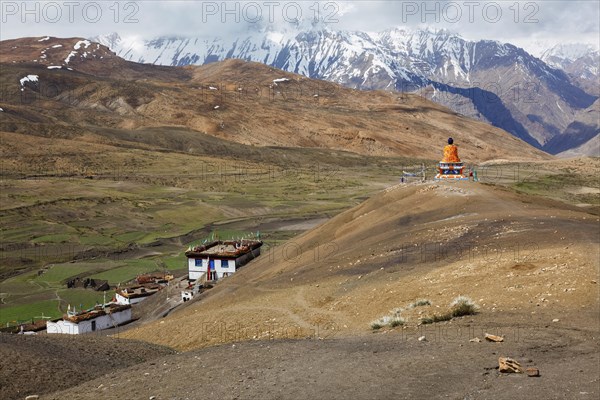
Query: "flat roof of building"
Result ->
[[185, 240, 262, 259], [64, 303, 131, 323], [116, 284, 162, 299]]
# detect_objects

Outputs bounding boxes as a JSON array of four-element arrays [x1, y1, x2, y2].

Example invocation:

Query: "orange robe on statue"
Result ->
[[442, 145, 461, 163]]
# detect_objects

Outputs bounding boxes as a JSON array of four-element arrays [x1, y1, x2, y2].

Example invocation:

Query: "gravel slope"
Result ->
[[0, 334, 175, 400]]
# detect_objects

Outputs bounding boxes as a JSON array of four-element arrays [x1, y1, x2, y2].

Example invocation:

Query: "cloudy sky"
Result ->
[[1, 1, 599, 54]]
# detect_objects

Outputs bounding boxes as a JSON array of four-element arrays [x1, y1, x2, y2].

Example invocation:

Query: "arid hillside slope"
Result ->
[[0, 37, 550, 162], [120, 179, 599, 351]]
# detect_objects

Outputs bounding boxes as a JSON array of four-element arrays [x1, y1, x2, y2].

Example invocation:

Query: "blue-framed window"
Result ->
[[221, 260, 229, 269], [194, 259, 202, 267]]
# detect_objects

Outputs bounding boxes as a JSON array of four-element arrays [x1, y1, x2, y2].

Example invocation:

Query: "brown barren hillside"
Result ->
[[0, 36, 188, 80], [119, 180, 599, 351], [0, 37, 549, 162]]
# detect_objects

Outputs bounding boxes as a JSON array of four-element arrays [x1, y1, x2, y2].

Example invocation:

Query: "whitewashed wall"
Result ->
[[46, 308, 132, 334]]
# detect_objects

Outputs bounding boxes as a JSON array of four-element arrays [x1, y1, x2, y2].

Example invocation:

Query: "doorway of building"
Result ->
[[208, 260, 215, 281]]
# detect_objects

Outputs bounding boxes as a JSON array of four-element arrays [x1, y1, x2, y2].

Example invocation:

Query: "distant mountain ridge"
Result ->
[[92, 28, 598, 154], [541, 43, 600, 96]]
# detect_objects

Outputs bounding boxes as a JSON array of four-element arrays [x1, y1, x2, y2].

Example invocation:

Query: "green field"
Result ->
[[34, 264, 97, 284], [90, 259, 160, 285], [508, 164, 600, 214], [0, 300, 60, 325], [57, 289, 107, 310]]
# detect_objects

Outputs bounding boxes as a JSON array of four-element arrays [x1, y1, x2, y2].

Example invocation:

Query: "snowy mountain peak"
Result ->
[[542, 43, 600, 63], [539, 42, 599, 95]]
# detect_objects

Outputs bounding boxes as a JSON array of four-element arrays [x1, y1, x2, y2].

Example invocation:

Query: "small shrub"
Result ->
[[370, 316, 390, 330], [418, 296, 477, 325], [371, 314, 404, 329], [432, 313, 452, 322], [450, 296, 478, 317], [421, 313, 452, 324], [409, 299, 431, 308]]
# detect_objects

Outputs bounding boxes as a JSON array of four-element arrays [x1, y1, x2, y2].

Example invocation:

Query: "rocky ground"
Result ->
[[0, 334, 175, 400], [37, 311, 599, 400]]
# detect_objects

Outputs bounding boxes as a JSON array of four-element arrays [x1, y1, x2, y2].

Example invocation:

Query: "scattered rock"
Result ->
[[150, 397, 157, 400], [469, 337, 482, 343], [485, 333, 504, 342], [25, 396, 39, 400], [552, 319, 560, 323], [498, 357, 524, 373], [526, 367, 540, 377], [418, 336, 426, 342]]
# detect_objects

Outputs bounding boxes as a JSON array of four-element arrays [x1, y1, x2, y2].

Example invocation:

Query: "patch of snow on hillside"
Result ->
[[74, 40, 91, 50], [52, 44, 63, 48], [65, 51, 77, 64], [20, 75, 39, 86], [38, 37, 50, 42], [47, 66, 62, 69]]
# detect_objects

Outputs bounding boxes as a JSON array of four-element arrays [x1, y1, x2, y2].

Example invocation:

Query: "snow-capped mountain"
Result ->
[[541, 43, 600, 96], [92, 28, 598, 153], [542, 43, 599, 63]]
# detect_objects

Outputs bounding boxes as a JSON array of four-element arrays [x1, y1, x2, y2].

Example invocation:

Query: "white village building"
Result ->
[[185, 240, 262, 281], [46, 303, 131, 335]]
